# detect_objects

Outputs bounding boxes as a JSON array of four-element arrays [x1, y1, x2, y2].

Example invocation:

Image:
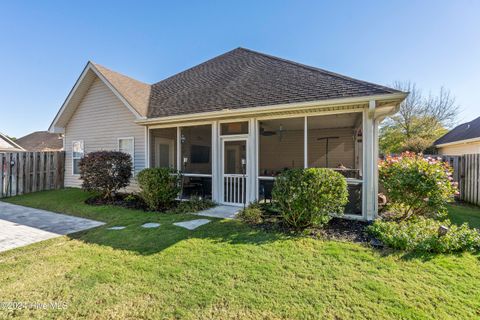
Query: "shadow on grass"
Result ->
[[67, 217, 290, 255]]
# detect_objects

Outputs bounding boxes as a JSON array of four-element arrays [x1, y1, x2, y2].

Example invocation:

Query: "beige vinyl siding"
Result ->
[[64, 77, 145, 190], [438, 141, 480, 155]]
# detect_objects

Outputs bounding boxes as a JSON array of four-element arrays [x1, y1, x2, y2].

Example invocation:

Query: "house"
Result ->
[[49, 47, 407, 220], [0, 132, 25, 153], [435, 116, 480, 155], [16, 131, 64, 152]]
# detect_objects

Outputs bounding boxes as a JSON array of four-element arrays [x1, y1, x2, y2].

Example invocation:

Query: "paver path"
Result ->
[[195, 205, 239, 219], [0, 202, 104, 253]]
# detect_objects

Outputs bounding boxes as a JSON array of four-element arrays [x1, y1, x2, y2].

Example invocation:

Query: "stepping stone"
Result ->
[[173, 219, 211, 230], [107, 226, 126, 230], [141, 223, 160, 228]]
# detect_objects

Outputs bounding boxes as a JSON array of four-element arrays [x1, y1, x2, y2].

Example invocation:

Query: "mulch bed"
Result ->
[[252, 214, 372, 243], [85, 193, 178, 212], [308, 218, 372, 243]]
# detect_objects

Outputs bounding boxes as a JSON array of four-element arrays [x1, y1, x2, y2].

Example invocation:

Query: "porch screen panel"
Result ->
[[307, 113, 363, 216], [180, 124, 212, 199], [180, 125, 212, 174], [258, 117, 304, 177], [150, 127, 177, 169], [307, 114, 362, 179]]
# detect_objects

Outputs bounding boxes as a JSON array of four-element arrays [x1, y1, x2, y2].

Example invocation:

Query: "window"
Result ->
[[118, 137, 135, 173], [221, 122, 248, 135], [72, 140, 84, 175]]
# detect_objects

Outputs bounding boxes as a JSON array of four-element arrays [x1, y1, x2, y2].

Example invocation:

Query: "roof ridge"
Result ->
[[236, 47, 400, 94], [152, 49, 240, 85]]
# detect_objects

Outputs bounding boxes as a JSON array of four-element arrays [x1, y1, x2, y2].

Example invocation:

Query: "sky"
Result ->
[[0, 0, 479, 138]]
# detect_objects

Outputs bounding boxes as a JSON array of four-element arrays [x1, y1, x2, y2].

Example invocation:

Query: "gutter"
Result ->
[[136, 92, 408, 125], [435, 136, 480, 148]]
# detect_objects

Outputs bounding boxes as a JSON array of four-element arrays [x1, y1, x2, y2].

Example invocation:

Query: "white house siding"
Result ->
[[64, 77, 146, 190], [438, 141, 480, 156]]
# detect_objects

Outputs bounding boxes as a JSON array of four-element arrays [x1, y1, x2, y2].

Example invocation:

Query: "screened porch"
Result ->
[[147, 111, 364, 216]]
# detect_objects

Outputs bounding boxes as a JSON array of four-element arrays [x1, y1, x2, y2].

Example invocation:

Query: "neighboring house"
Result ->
[[49, 47, 407, 220], [0, 132, 24, 152], [435, 116, 480, 155], [16, 131, 64, 152]]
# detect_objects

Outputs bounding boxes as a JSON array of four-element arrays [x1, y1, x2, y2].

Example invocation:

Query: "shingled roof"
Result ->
[[92, 62, 151, 117], [148, 47, 400, 118], [16, 131, 63, 151], [435, 116, 480, 145]]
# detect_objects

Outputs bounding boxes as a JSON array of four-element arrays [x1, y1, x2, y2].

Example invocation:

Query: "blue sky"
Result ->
[[1, 1, 479, 137]]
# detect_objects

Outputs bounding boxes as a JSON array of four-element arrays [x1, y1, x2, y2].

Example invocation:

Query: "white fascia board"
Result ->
[[436, 137, 480, 147], [136, 92, 408, 125]]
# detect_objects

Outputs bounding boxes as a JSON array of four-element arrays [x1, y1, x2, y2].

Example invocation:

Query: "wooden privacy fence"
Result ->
[[0, 152, 65, 198], [441, 154, 480, 206]]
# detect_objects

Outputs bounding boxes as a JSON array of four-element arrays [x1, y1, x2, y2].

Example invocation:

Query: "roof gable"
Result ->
[[148, 47, 400, 118], [435, 116, 480, 145], [0, 133, 25, 152], [49, 62, 149, 132]]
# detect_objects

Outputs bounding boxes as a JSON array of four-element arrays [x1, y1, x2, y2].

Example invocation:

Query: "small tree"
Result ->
[[80, 151, 132, 199], [379, 152, 458, 220], [272, 168, 348, 228], [137, 168, 181, 211]]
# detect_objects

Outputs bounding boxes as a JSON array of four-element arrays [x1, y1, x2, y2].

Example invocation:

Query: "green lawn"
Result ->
[[1, 189, 480, 319], [448, 203, 480, 229]]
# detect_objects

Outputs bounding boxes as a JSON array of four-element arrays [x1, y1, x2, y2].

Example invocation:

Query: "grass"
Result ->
[[448, 202, 480, 229], [0, 189, 479, 319]]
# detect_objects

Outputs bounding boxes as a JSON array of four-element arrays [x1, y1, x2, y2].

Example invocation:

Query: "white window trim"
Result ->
[[118, 137, 135, 175], [72, 140, 84, 176]]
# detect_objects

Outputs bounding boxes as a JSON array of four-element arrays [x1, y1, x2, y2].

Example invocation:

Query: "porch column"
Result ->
[[211, 122, 219, 202], [145, 126, 150, 168], [247, 118, 257, 203], [363, 100, 377, 220]]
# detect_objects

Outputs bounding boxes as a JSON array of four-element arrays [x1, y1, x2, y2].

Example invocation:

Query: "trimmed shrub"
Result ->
[[80, 151, 132, 199], [368, 218, 480, 253], [379, 152, 458, 219], [272, 168, 348, 228], [137, 168, 181, 211], [175, 197, 216, 214], [238, 202, 263, 224]]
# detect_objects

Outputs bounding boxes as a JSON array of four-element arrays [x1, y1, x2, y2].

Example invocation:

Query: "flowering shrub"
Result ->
[[272, 168, 348, 228], [367, 218, 480, 253], [379, 152, 458, 219]]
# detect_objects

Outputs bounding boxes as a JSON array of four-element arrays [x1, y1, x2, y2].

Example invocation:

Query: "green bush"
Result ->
[[238, 202, 263, 224], [368, 218, 480, 253], [80, 151, 132, 199], [175, 197, 216, 214], [272, 168, 348, 228], [379, 152, 458, 219], [137, 168, 181, 211]]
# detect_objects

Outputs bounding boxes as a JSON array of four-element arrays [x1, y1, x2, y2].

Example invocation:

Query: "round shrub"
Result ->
[[238, 202, 263, 224], [272, 168, 348, 228], [137, 168, 181, 211], [367, 218, 480, 253], [379, 152, 458, 219], [80, 151, 132, 199]]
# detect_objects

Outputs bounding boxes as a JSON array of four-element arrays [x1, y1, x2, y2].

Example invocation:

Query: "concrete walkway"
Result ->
[[0, 202, 104, 253], [195, 205, 240, 219]]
